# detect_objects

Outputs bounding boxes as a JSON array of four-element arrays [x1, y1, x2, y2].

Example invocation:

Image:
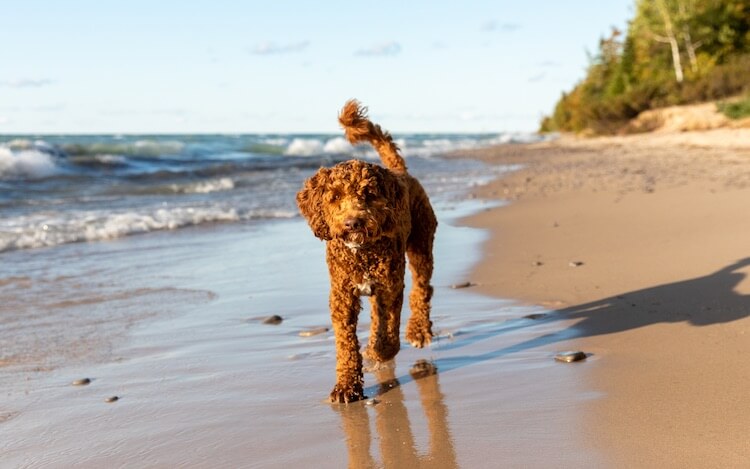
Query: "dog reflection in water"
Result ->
[[334, 360, 457, 468]]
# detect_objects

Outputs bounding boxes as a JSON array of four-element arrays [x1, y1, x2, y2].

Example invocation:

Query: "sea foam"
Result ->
[[170, 178, 235, 194], [0, 147, 58, 179], [0, 205, 297, 252], [284, 138, 324, 156], [322, 137, 353, 154], [284, 137, 357, 156]]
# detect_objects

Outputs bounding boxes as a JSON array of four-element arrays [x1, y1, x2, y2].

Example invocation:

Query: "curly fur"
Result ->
[[297, 100, 437, 403]]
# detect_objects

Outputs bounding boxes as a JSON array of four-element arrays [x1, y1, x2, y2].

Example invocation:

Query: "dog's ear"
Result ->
[[296, 169, 332, 240]]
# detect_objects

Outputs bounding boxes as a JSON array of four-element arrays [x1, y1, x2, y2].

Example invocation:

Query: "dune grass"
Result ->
[[718, 96, 750, 120]]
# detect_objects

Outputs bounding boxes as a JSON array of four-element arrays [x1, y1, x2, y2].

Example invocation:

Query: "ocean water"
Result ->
[[0, 133, 541, 253]]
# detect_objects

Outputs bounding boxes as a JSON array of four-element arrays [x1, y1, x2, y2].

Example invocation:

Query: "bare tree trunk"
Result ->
[[683, 28, 699, 72], [678, 2, 700, 73], [655, 0, 684, 83], [668, 36, 684, 82]]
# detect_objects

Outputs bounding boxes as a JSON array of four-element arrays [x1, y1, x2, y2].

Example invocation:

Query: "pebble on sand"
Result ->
[[451, 281, 474, 289], [554, 351, 588, 363], [105, 396, 119, 403], [72, 378, 91, 386], [568, 261, 585, 267], [523, 313, 548, 320], [262, 315, 283, 325], [299, 327, 329, 337]]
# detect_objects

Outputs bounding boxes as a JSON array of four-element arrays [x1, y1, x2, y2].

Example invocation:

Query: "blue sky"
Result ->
[[0, 1, 633, 134]]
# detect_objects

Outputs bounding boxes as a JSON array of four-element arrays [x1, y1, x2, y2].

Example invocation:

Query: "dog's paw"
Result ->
[[363, 340, 400, 363], [329, 383, 366, 404], [405, 323, 432, 348], [406, 330, 432, 348]]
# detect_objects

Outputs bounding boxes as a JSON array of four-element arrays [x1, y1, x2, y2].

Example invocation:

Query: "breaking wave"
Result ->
[[0, 147, 58, 179], [0, 206, 296, 253], [169, 178, 235, 194]]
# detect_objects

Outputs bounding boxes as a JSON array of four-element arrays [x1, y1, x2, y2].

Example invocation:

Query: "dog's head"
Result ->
[[296, 160, 406, 247]]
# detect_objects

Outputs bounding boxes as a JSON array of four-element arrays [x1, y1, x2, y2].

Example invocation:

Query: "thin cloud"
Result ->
[[251, 41, 310, 55], [355, 41, 401, 57], [527, 72, 546, 83], [0, 104, 65, 112], [453, 108, 540, 122], [382, 110, 534, 122], [0, 78, 55, 88], [31, 104, 66, 112], [537, 60, 562, 68], [481, 20, 521, 32], [99, 108, 187, 117]]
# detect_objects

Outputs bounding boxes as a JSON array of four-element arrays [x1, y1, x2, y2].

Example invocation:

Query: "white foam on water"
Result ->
[[170, 177, 235, 194], [277, 132, 546, 159], [322, 137, 354, 154], [0, 147, 58, 179], [400, 133, 550, 159], [284, 138, 324, 156], [89, 154, 128, 165], [284, 137, 365, 156], [0, 206, 297, 252]]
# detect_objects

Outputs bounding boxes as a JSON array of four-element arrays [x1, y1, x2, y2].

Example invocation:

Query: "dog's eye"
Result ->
[[331, 193, 340, 202]]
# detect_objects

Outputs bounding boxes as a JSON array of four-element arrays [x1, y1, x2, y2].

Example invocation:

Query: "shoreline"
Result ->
[[461, 128, 750, 465]]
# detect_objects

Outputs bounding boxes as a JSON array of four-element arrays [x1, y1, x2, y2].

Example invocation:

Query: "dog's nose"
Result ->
[[344, 217, 363, 230]]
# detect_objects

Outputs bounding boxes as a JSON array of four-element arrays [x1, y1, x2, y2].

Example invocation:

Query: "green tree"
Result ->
[[539, 0, 750, 134]]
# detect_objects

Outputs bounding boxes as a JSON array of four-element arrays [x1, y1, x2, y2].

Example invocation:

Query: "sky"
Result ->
[[0, 0, 634, 134]]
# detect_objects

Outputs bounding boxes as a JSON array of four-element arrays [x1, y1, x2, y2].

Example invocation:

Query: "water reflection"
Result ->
[[335, 360, 458, 469]]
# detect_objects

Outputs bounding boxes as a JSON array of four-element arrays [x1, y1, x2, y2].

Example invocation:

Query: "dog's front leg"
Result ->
[[329, 282, 365, 403], [365, 288, 403, 363]]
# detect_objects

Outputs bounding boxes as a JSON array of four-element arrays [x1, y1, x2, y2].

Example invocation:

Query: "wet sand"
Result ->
[[0, 199, 602, 467], [461, 129, 750, 466]]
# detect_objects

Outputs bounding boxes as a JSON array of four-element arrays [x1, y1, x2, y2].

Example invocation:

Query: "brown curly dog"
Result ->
[[296, 100, 437, 403]]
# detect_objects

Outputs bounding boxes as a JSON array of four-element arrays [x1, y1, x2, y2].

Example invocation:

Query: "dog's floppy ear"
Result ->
[[296, 169, 332, 240]]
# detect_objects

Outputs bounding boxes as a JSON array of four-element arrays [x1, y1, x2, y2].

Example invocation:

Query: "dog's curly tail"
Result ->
[[338, 100, 407, 173]]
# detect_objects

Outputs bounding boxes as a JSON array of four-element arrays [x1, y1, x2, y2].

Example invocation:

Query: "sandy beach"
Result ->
[[461, 128, 750, 467]]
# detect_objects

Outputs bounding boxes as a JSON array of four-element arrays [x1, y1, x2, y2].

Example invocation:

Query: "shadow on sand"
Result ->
[[333, 258, 750, 467], [436, 257, 750, 372]]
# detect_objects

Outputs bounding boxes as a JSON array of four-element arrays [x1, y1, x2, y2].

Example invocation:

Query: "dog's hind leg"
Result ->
[[405, 199, 437, 348]]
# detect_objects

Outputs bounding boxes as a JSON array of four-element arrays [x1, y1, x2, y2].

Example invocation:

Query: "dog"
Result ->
[[296, 100, 437, 403]]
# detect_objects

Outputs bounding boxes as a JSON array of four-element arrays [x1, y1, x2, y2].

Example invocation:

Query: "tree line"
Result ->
[[540, 0, 750, 134]]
